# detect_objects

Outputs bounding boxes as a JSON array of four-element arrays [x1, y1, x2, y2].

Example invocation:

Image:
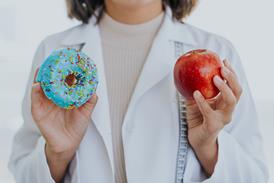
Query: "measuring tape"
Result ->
[[174, 41, 188, 183]]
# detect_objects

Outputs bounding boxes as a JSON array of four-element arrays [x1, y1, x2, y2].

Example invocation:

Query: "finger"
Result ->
[[185, 99, 196, 106], [31, 82, 42, 95], [185, 100, 199, 112], [193, 90, 214, 118], [223, 59, 236, 74], [187, 119, 203, 129], [186, 111, 203, 121], [33, 67, 40, 83], [213, 75, 236, 111], [185, 97, 217, 113], [31, 81, 53, 105], [82, 94, 98, 113], [31, 82, 43, 108], [221, 66, 242, 101]]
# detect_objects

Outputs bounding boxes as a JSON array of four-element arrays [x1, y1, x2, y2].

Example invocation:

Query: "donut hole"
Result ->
[[65, 73, 77, 87]]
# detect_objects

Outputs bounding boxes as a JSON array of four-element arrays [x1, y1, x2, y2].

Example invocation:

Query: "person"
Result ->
[[8, 0, 268, 182]]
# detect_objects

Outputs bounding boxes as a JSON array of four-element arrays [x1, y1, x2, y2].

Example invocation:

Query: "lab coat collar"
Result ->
[[59, 5, 197, 177], [60, 6, 197, 47], [121, 6, 196, 133]]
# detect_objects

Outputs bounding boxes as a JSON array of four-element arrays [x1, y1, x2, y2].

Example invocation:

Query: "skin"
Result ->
[[30, 0, 242, 182], [32, 68, 98, 182], [105, 0, 163, 24], [186, 59, 242, 176]]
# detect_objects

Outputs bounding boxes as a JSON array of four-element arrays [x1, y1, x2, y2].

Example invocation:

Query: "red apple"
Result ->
[[173, 49, 222, 100]]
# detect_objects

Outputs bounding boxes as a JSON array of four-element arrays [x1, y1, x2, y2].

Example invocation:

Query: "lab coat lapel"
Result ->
[[61, 18, 115, 174], [122, 8, 176, 133], [122, 7, 198, 133], [82, 24, 115, 173], [59, 6, 197, 178]]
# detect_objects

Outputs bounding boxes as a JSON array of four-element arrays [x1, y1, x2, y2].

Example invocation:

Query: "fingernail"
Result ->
[[32, 83, 41, 91], [193, 90, 201, 99], [89, 95, 97, 105], [214, 75, 222, 84], [224, 59, 230, 66], [32, 82, 39, 88], [222, 67, 230, 75], [92, 94, 98, 101], [34, 67, 40, 82]]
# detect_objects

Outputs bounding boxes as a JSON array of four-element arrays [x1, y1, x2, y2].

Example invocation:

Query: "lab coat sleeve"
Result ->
[[8, 40, 79, 183], [201, 41, 269, 183]]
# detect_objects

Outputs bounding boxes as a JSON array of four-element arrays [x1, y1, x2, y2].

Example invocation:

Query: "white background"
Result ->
[[0, 0, 273, 182]]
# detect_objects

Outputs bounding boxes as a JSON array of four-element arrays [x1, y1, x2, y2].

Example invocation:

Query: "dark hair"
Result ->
[[66, 0, 198, 24]]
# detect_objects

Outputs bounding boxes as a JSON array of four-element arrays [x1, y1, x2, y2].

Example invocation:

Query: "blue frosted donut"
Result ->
[[36, 48, 98, 109]]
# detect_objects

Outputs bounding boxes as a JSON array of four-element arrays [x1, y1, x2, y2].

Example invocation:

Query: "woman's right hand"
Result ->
[[31, 68, 98, 182]]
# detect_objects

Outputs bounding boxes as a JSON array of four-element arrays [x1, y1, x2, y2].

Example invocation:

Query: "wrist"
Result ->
[[45, 143, 75, 182], [190, 131, 218, 151], [45, 143, 75, 163], [194, 139, 217, 157], [192, 139, 218, 176]]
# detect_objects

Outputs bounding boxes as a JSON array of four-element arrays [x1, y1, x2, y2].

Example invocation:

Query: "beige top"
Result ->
[[99, 11, 164, 183]]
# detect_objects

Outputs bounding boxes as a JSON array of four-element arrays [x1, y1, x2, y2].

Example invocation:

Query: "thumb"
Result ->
[[81, 94, 98, 113], [33, 67, 40, 82], [31, 82, 44, 108]]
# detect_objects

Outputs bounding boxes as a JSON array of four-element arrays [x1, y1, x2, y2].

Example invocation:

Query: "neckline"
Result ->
[[99, 11, 165, 36]]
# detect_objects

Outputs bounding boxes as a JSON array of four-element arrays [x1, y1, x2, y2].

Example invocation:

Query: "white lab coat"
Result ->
[[8, 7, 268, 183]]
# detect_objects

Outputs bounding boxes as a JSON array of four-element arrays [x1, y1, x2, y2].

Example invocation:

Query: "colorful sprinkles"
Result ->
[[36, 48, 98, 109]]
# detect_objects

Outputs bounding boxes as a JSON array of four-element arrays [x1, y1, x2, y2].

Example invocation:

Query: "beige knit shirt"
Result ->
[[99, 12, 164, 183]]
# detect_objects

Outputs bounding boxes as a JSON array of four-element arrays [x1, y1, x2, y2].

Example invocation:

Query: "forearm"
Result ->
[[45, 144, 75, 183], [192, 140, 218, 176]]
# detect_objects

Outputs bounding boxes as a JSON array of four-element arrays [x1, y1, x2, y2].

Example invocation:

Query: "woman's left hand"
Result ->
[[185, 59, 243, 176]]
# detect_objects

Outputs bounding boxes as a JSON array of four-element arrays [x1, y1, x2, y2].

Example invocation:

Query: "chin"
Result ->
[[110, 0, 160, 8]]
